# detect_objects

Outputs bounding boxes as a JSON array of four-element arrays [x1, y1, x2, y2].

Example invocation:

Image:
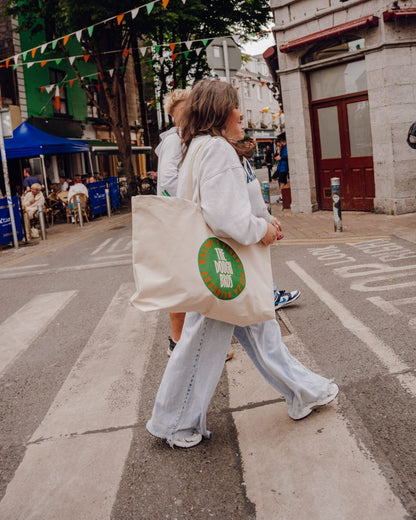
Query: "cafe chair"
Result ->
[[68, 193, 89, 224]]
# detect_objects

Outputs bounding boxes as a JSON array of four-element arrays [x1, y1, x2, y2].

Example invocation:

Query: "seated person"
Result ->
[[59, 176, 69, 191], [22, 183, 45, 219], [68, 177, 89, 200]]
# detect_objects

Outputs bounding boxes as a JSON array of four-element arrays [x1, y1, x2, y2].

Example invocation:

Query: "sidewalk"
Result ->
[[255, 166, 416, 245], [1, 182, 415, 266]]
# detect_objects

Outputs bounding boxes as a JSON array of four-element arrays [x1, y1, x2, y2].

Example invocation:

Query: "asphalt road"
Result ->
[[0, 212, 415, 519]]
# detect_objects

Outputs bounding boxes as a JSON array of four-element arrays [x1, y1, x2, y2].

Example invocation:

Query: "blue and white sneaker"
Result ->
[[274, 289, 301, 310]]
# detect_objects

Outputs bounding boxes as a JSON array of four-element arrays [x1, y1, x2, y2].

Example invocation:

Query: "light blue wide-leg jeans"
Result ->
[[233, 320, 331, 420], [147, 314, 331, 443], [146, 312, 234, 445]]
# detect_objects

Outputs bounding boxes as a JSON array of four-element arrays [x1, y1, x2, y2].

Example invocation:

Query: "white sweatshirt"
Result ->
[[177, 136, 268, 246], [155, 127, 182, 197]]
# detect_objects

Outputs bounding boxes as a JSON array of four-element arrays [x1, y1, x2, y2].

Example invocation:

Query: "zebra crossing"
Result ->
[[0, 236, 132, 280], [0, 281, 410, 519], [0, 283, 158, 519]]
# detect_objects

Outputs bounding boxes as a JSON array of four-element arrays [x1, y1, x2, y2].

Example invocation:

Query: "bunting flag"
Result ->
[[146, 2, 155, 14], [69, 56, 76, 65], [162, 0, 170, 7], [22, 52, 27, 61], [54, 85, 61, 111], [123, 49, 129, 57], [41, 60, 47, 67], [140, 47, 147, 56], [87, 26, 94, 37], [169, 43, 176, 52], [69, 79, 74, 87], [63, 34, 70, 46], [5, 59, 10, 68], [185, 41, 192, 49], [52, 40, 58, 50], [31, 48, 37, 58], [41, 43, 48, 53], [55, 58, 62, 65], [202, 39, 208, 46], [83, 54, 90, 63], [184, 51, 189, 59], [76, 30, 82, 42], [40, 86, 45, 93], [117, 14, 124, 25], [171, 53, 177, 62], [131, 7, 139, 19], [13, 55, 18, 65]]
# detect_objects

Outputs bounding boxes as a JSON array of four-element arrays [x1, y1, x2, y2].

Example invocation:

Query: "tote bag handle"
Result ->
[[185, 136, 212, 204]]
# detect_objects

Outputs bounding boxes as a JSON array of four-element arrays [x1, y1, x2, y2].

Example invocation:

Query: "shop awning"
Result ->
[[383, 8, 416, 22], [279, 15, 379, 53]]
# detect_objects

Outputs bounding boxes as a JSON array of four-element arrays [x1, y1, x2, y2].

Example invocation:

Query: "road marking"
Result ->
[[287, 260, 415, 395], [90, 238, 112, 256], [0, 259, 131, 280], [0, 214, 131, 270], [227, 339, 407, 520], [0, 291, 77, 376], [274, 235, 391, 246], [93, 253, 131, 260], [0, 263, 48, 271], [108, 237, 125, 252], [0, 283, 158, 519]]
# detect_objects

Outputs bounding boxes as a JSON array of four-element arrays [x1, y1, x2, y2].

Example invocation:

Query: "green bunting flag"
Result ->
[[87, 26, 94, 37], [202, 39, 208, 46], [184, 51, 189, 59], [146, 2, 155, 14], [52, 40, 58, 50], [55, 59, 62, 65]]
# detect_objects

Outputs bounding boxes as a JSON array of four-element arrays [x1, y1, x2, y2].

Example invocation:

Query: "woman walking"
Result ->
[[146, 79, 338, 449]]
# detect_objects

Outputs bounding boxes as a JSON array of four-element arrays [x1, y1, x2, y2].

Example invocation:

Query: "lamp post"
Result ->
[[0, 108, 18, 249]]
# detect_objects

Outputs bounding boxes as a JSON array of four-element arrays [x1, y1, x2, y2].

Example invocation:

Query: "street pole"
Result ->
[[222, 39, 230, 83], [0, 109, 18, 249], [40, 154, 49, 196]]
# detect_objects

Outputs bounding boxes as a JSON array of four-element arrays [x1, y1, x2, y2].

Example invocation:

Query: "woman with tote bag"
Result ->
[[146, 79, 338, 449]]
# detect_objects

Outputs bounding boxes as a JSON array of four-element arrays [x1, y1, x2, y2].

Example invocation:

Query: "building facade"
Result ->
[[232, 54, 284, 157], [270, 0, 416, 214]]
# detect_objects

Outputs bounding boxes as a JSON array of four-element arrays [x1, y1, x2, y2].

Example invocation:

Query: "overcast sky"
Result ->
[[241, 30, 275, 56]]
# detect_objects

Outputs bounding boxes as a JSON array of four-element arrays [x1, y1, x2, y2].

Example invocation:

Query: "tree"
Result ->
[[6, 0, 141, 195]]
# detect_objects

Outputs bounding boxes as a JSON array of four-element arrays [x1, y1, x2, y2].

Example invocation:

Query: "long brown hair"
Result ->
[[180, 79, 239, 161]]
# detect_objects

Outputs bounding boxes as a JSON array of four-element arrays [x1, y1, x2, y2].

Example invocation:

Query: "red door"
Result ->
[[312, 93, 375, 211]]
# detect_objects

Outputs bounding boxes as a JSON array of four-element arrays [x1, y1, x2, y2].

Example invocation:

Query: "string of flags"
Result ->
[[0, 0, 272, 69]]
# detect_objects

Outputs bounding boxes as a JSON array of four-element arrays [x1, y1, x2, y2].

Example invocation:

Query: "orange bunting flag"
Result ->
[[261, 82, 265, 86], [59, 86, 64, 93], [83, 54, 90, 63], [171, 53, 178, 62], [117, 14, 124, 25], [54, 85, 61, 111], [5, 59, 10, 68], [69, 79, 74, 87], [124, 49, 129, 57], [169, 43, 176, 52], [41, 61, 47, 67], [63, 35, 70, 46], [31, 48, 37, 58], [40, 86, 46, 93], [162, 0, 170, 7]]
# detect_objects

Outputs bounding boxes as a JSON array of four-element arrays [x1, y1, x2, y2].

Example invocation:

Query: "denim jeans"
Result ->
[[146, 313, 331, 445]]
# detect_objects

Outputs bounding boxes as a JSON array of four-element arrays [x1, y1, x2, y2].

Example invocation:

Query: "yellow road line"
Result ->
[[273, 235, 391, 246], [0, 214, 131, 270]]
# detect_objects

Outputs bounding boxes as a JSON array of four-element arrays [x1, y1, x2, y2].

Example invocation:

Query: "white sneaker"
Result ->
[[289, 383, 339, 421], [172, 432, 203, 448]]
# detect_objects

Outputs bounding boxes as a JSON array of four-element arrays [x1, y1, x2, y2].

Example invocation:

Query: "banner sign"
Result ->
[[88, 180, 107, 216], [0, 196, 23, 245], [108, 177, 119, 208]]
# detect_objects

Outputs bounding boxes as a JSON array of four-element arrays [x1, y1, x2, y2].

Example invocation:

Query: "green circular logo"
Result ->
[[198, 237, 245, 300]]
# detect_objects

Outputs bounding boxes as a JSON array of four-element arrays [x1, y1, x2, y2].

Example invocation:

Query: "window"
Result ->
[[302, 36, 365, 64], [49, 69, 68, 115], [309, 60, 367, 101], [257, 84, 262, 101]]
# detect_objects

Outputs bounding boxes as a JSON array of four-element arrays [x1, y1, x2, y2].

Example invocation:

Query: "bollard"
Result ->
[[331, 177, 342, 232], [38, 203, 47, 240], [105, 187, 111, 218], [75, 195, 83, 227]]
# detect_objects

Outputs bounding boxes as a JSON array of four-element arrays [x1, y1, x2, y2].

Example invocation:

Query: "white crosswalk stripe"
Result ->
[[0, 283, 158, 520], [0, 291, 77, 376]]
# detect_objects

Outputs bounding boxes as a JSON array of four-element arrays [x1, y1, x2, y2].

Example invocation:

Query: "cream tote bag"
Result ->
[[130, 139, 275, 327]]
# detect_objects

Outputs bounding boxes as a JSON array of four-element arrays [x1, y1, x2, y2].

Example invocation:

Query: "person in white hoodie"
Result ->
[[155, 90, 189, 356], [146, 79, 338, 449], [156, 89, 235, 360]]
